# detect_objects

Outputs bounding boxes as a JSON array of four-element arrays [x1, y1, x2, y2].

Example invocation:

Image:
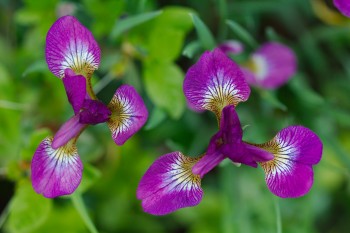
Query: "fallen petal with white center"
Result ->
[[137, 152, 203, 215], [107, 85, 148, 145], [183, 49, 250, 120], [45, 15, 100, 78], [31, 137, 83, 198], [256, 126, 322, 198]]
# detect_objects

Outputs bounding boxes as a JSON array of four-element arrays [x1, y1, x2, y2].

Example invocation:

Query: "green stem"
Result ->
[[71, 193, 99, 233], [274, 197, 282, 233], [93, 73, 114, 94]]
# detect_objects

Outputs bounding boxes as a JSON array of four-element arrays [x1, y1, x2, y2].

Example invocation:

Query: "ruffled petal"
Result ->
[[31, 137, 83, 198], [334, 0, 350, 17], [243, 42, 297, 89], [52, 114, 86, 149], [45, 15, 100, 78], [79, 99, 111, 125], [63, 69, 86, 114], [137, 152, 203, 215], [218, 40, 244, 55], [257, 126, 323, 197], [183, 49, 250, 119], [107, 85, 148, 145]]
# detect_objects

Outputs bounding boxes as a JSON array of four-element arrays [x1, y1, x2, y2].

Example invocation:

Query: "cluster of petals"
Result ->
[[137, 49, 322, 215], [31, 16, 148, 198], [219, 41, 297, 89]]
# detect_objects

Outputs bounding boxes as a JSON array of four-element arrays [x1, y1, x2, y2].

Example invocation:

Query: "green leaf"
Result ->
[[21, 128, 52, 161], [191, 13, 216, 50], [226, 20, 258, 49], [110, 10, 162, 39], [258, 89, 287, 111], [6, 179, 52, 233], [76, 164, 101, 194], [22, 60, 47, 77], [71, 193, 99, 233], [182, 40, 202, 58], [144, 61, 185, 119], [144, 107, 167, 130]]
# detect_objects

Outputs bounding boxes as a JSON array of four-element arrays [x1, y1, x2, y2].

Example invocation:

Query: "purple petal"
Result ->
[[31, 137, 83, 198], [218, 40, 244, 55], [79, 99, 111, 125], [243, 42, 297, 89], [63, 69, 86, 114], [52, 114, 86, 149], [137, 152, 203, 215], [107, 85, 148, 145], [183, 49, 250, 119], [45, 15, 100, 78], [334, 0, 350, 17], [192, 152, 225, 178], [257, 126, 323, 197]]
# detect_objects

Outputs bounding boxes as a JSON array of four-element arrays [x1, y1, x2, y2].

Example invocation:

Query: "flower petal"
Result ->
[[218, 40, 244, 55], [107, 85, 148, 145], [257, 126, 323, 197], [52, 114, 86, 149], [137, 152, 203, 215], [45, 15, 100, 78], [183, 49, 250, 118], [79, 99, 111, 125], [334, 0, 350, 17], [63, 69, 86, 114], [243, 42, 297, 89], [31, 137, 83, 198]]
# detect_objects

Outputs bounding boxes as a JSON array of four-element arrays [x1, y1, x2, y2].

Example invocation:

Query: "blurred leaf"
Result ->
[[76, 164, 101, 194], [71, 193, 98, 233], [182, 40, 202, 58], [145, 107, 167, 130], [22, 60, 48, 77], [20, 128, 51, 161], [110, 10, 162, 39], [258, 89, 287, 111], [191, 13, 216, 50], [144, 61, 185, 119], [226, 20, 258, 49], [265, 27, 283, 42], [6, 179, 52, 233]]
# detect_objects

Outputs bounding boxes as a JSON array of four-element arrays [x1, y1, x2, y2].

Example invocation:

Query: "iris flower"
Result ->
[[334, 0, 350, 17], [31, 16, 148, 198], [137, 49, 322, 215], [241, 42, 297, 89]]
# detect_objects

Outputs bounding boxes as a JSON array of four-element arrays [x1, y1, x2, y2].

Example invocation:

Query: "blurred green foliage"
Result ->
[[1, 0, 350, 232]]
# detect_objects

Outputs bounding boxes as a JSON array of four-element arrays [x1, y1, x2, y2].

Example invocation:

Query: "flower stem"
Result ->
[[71, 193, 99, 233], [0, 200, 10, 229], [274, 197, 282, 233]]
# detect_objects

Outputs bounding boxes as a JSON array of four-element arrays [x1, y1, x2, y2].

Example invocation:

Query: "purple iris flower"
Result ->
[[241, 42, 297, 89], [137, 49, 322, 215], [31, 16, 148, 198], [334, 0, 350, 17]]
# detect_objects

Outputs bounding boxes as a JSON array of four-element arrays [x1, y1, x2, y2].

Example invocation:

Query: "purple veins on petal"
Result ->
[[256, 126, 323, 198], [137, 152, 203, 215], [79, 99, 111, 125], [334, 0, 350, 17], [63, 69, 86, 114], [107, 84, 148, 146], [183, 49, 250, 120], [31, 137, 83, 198], [45, 15, 100, 78], [242, 42, 297, 89], [218, 40, 244, 55]]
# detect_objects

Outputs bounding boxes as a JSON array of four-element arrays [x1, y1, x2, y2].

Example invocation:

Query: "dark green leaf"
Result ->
[[191, 13, 216, 50], [226, 20, 258, 49]]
